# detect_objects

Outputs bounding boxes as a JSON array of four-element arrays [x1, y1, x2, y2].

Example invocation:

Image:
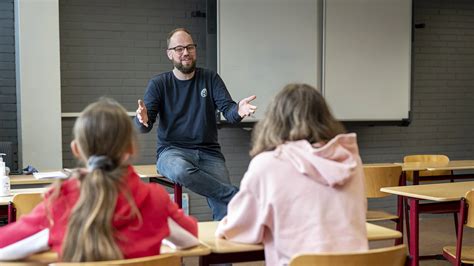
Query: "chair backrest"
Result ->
[[49, 254, 180, 266], [364, 165, 402, 198], [0, 263, 46, 266], [403, 154, 451, 180], [12, 193, 43, 220], [0, 261, 48, 266], [465, 190, 474, 228], [289, 244, 407, 266]]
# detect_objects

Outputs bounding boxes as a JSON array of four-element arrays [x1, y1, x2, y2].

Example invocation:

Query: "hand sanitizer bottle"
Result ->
[[0, 153, 10, 196]]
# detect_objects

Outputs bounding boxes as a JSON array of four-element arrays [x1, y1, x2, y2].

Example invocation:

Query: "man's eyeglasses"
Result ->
[[167, 44, 197, 54]]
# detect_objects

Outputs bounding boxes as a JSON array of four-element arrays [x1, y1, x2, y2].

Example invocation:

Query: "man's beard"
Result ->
[[174, 59, 196, 74]]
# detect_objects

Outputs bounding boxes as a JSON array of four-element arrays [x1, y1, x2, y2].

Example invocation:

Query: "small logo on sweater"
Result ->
[[201, 88, 208, 98]]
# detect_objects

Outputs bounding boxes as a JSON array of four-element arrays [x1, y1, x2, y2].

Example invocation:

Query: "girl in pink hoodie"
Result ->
[[216, 83, 368, 265]]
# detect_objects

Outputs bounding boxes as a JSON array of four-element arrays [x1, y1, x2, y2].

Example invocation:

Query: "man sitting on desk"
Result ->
[[134, 28, 257, 220]]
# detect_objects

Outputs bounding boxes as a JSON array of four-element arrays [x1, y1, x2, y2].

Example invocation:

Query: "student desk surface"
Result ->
[[364, 160, 474, 172], [364, 160, 474, 189], [10, 175, 54, 186], [5, 165, 166, 205], [4, 165, 171, 219], [196, 221, 402, 265], [20, 244, 211, 264], [381, 181, 474, 266], [12, 221, 401, 265], [397, 160, 474, 184], [397, 160, 474, 172], [381, 180, 474, 202], [198, 221, 402, 249], [10, 165, 165, 187]]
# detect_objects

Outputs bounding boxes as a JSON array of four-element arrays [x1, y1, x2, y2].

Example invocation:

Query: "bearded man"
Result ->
[[135, 28, 256, 220]]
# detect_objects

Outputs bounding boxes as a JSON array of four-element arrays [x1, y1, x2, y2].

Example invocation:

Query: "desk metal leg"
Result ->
[[404, 197, 410, 250], [7, 202, 16, 224], [413, 171, 419, 185], [149, 177, 183, 208], [402, 172, 411, 250], [408, 198, 419, 266], [174, 184, 182, 208], [405, 170, 419, 253], [395, 194, 404, 246], [396, 172, 407, 246]]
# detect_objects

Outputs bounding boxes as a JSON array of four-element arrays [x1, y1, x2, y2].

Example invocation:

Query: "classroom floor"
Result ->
[[183, 216, 474, 266]]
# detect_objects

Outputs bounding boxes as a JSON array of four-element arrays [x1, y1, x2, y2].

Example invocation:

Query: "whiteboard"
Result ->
[[218, 0, 411, 121], [217, 0, 320, 121], [323, 0, 412, 121]]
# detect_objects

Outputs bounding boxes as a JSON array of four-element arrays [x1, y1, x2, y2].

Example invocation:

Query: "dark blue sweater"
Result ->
[[135, 68, 242, 158]]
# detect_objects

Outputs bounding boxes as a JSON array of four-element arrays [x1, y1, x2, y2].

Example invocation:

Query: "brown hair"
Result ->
[[167, 27, 191, 47], [250, 83, 345, 157], [61, 98, 139, 262]]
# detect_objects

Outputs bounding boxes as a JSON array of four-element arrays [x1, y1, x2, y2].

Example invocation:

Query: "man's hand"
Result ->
[[136, 99, 149, 127], [238, 95, 257, 118]]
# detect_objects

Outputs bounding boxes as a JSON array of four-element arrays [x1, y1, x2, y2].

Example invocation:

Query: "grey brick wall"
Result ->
[[60, 0, 208, 113], [0, 0, 17, 171]]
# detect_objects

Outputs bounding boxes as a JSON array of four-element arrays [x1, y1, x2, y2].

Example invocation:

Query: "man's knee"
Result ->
[[170, 168, 197, 186], [158, 158, 196, 186]]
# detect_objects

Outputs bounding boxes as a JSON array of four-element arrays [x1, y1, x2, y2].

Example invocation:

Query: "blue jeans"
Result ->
[[157, 146, 238, 221]]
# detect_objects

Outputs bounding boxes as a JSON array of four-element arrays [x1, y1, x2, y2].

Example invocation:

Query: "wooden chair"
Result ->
[[364, 165, 403, 245], [443, 190, 474, 266], [404, 154, 452, 184], [289, 244, 407, 266], [49, 254, 180, 266], [8, 193, 43, 223]]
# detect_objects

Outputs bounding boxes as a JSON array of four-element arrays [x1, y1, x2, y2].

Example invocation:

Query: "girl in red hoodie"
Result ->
[[0, 98, 198, 262]]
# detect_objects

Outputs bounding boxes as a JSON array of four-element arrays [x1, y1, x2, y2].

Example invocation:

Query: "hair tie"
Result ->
[[87, 155, 115, 172]]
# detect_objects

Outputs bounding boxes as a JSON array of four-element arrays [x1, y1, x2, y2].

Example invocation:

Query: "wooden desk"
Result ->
[[399, 160, 474, 172], [10, 175, 55, 186], [366, 160, 474, 184], [197, 221, 402, 265], [381, 181, 474, 266], [397, 160, 474, 264], [14, 244, 211, 264], [3, 165, 181, 222], [382, 181, 474, 202], [198, 221, 264, 265], [160, 244, 211, 257], [397, 160, 474, 184], [367, 161, 474, 245], [10, 165, 165, 186], [134, 164, 162, 178], [364, 163, 400, 168], [2, 222, 400, 265]]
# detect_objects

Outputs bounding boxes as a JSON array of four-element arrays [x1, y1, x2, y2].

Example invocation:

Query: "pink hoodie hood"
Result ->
[[275, 133, 360, 187]]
